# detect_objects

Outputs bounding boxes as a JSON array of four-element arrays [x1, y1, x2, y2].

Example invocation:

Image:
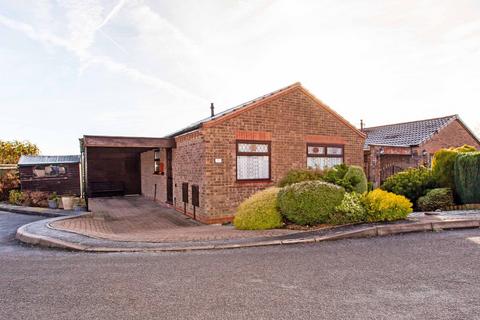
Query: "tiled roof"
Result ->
[[363, 115, 458, 148], [166, 82, 302, 137], [18, 155, 80, 166]]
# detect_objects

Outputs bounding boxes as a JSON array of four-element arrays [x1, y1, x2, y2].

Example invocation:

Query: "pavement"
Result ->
[[15, 207, 480, 252], [2, 210, 480, 320], [0, 202, 80, 218]]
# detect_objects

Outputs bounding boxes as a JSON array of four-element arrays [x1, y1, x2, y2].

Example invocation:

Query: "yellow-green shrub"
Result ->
[[364, 189, 413, 222], [432, 145, 476, 191], [233, 187, 283, 230], [8, 190, 24, 205]]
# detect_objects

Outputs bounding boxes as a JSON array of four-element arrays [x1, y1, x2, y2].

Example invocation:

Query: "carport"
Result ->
[[80, 135, 175, 200]]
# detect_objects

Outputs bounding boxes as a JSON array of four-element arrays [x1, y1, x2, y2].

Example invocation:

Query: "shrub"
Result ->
[[8, 190, 24, 205], [417, 188, 454, 211], [344, 165, 368, 194], [277, 168, 323, 187], [364, 189, 413, 222], [0, 170, 19, 201], [328, 192, 367, 225], [23, 191, 49, 207], [278, 181, 345, 225], [233, 188, 283, 230], [432, 145, 476, 191], [381, 167, 436, 205], [322, 163, 360, 192], [454, 152, 480, 204]]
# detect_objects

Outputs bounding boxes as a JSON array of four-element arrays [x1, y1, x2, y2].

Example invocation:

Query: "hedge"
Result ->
[[432, 145, 476, 191], [454, 152, 480, 204]]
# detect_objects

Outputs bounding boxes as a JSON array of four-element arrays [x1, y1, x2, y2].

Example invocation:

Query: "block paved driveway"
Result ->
[[51, 196, 295, 242]]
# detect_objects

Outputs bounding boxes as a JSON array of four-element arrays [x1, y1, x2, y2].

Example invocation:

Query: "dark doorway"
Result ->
[[166, 148, 173, 204]]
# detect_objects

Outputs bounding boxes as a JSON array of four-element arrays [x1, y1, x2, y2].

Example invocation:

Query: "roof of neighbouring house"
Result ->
[[18, 155, 80, 166], [166, 82, 365, 138], [363, 115, 461, 148]]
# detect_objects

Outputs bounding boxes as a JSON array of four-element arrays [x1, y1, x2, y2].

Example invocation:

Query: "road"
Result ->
[[1, 211, 479, 320]]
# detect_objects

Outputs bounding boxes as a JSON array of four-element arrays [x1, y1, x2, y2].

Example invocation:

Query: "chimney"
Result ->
[[360, 119, 364, 131], [210, 102, 215, 118]]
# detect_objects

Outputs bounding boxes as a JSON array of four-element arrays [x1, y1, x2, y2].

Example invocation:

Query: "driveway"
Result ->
[[51, 196, 295, 242], [2, 210, 480, 320]]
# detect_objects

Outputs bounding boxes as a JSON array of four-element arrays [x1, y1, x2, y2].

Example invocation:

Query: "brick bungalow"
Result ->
[[81, 82, 366, 223], [363, 115, 480, 187]]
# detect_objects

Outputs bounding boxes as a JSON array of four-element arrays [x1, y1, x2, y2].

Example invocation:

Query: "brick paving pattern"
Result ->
[[51, 196, 295, 243]]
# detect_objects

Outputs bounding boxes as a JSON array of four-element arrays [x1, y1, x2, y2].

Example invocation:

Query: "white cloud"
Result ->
[[0, 7, 206, 104]]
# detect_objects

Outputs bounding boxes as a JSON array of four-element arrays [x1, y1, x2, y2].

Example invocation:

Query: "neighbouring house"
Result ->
[[18, 155, 81, 195], [363, 115, 480, 187], [80, 82, 366, 223]]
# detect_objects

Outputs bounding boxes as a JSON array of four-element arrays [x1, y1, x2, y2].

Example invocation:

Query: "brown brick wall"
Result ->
[[421, 119, 480, 153], [201, 87, 365, 220], [140, 149, 166, 202], [172, 131, 206, 219]]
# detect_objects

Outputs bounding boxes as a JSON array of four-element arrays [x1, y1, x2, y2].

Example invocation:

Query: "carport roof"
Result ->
[[81, 135, 175, 148]]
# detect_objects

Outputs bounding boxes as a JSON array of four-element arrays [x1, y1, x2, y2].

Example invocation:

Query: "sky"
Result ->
[[1, 0, 479, 155]]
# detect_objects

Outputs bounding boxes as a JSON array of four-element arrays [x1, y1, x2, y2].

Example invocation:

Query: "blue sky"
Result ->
[[1, 0, 479, 155]]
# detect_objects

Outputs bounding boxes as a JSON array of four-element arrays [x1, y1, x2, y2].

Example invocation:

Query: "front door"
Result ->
[[166, 148, 173, 204]]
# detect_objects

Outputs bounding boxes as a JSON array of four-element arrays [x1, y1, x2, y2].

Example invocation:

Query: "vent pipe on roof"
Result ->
[[210, 102, 215, 118], [360, 119, 364, 131]]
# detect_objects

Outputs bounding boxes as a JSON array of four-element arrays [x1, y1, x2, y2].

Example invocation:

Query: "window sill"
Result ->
[[236, 179, 273, 184]]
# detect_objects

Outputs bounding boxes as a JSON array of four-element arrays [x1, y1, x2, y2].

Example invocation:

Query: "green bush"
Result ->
[[277, 168, 323, 187], [344, 165, 368, 194], [381, 167, 436, 205], [432, 145, 476, 191], [364, 189, 413, 222], [454, 152, 480, 204], [322, 164, 360, 192], [233, 188, 283, 230], [8, 190, 24, 205], [417, 188, 454, 211], [328, 192, 367, 225], [278, 181, 345, 225]]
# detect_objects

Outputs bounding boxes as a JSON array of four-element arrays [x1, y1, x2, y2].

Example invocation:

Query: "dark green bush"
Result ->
[[328, 192, 367, 225], [432, 145, 476, 191], [417, 188, 454, 211], [454, 152, 480, 204], [381, 167, 436, 205], [323, 164, 360, 192], [278, 181, 345, 225], [344, 165, 368, 194], [277, 168, 323, 187], [233, 188, 283, 230]]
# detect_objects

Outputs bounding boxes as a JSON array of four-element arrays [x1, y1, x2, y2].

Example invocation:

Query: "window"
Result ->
[[236, 141, 270, 180], [307, 144, 344, 169], [33, 165, 67, 178], [153, 149, 162, 174]]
